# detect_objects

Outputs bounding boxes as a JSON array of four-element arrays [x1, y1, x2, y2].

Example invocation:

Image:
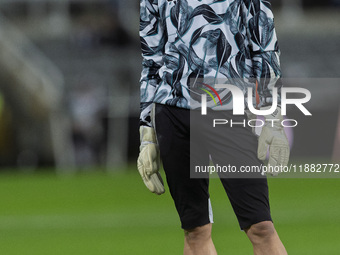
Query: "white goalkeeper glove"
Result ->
[[258, 107, 290, 176], [137, 125, 165, 195]]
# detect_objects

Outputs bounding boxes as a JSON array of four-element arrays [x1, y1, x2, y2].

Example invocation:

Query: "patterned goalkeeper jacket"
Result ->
[[140, 0, 281, 126]]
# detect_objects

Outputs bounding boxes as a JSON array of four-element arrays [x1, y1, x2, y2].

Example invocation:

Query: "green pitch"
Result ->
[[0, 168, 339, 254]]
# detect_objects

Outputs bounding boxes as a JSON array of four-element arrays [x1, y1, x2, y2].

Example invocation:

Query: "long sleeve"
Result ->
[[242, 0, 282, 107], [139, 0, 167, 127]]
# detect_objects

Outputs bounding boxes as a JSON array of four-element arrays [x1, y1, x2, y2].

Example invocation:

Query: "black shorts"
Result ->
[[154, 104, 272, 230]]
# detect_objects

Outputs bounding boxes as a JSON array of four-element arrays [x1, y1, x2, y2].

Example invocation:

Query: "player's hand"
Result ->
[[258, 107, 290, 176], [137, 126, 165, 195]]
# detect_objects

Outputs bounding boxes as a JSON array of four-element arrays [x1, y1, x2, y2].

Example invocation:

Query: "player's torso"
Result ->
[[155, 0, 254, 108]]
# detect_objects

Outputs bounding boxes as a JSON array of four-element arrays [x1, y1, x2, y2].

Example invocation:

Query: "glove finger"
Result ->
[[145, 144, 160, 175], [277, 146, 290, 167], [137, 156, 147, 179], [258, 137, 269, 161], [146, 173, 165, 195], [271, 137, 290, 167], [138, 144, 159, 174], [154, 172, 165, 194], [156, 172, 164, 186], [137, 154, 164, 194], [268, 144, 282, 176], [268, 145, 279, 168], [137, 152, 155, 183], [268, 145, 289, 176]]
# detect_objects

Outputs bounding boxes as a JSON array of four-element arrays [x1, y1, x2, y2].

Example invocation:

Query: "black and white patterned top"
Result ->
[[140, 0, 282, 126]]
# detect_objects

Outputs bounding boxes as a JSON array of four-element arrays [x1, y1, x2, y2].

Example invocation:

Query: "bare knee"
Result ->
[[245, 221, 276, 244], [184, 223, 212, 244]]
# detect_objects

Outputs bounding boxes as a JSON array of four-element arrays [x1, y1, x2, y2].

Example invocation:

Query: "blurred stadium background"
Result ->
[[0, 0, 339, 254]]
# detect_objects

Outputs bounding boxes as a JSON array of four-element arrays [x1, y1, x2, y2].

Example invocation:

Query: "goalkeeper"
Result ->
[[138, 0, 289, 254]]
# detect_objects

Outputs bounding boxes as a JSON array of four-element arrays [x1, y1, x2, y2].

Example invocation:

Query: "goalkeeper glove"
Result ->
[[258, 107, 290, 176], [137, 125, 165, 195]]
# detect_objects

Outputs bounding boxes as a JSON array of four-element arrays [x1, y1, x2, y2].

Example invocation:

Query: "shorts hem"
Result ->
[[181, 219, 213, 230], [240, 218, 273, 230]]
